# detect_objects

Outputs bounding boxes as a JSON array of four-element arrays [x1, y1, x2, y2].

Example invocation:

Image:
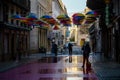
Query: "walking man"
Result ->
[[51, 42, 58, 62], [68, 43, 73, 62], [82, 42, 91, 68]]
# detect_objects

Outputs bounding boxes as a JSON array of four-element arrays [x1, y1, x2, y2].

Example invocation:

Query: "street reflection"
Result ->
[[0, 56, 98, 80]]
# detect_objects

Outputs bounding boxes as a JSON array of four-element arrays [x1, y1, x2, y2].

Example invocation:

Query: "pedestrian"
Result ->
[[51, 42, 58, 62], [82, 41, 91, 68], [68, 43, 73, 62], [68, 43, 73, 55]]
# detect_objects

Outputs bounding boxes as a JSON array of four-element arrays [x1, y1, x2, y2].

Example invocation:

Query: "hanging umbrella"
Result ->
[[53, 25, 60, 30], [86, 10, 99, 18], [85, 14, 96, 24], [26, 13, 38, 21], [57, 14, 69, 20], [10, 14, 22, 20], [41, 15, 59, 26], [59, 19, 71, 26], [72, 13, 85, 25], [83, 17, 96, 24], [41, 15, 56, 25], [40, 15, 53, 20], [42, 24, 50, 29], [34, 19, 48, 25], [72, 13, 85, 18], [57, 14, 71, 27], [86, 11, 95, 15]]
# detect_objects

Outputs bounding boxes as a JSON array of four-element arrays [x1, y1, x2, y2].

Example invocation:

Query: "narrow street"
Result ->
[[0, 47, 98, 80], [0, 0, 120, 80]]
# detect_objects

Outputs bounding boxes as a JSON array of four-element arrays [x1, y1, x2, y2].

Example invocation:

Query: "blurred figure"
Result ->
[[63, 43, 68, 52], [80, 38, 85, 47], [68, 43, 73, 55], [82, 42, 91, 68], [51, 42, 58, 62], [68, 43, 73, 62]]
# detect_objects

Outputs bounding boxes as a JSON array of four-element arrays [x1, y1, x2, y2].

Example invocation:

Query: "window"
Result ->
[[4, 5, 9, 23], [10, 8, 14, 24]]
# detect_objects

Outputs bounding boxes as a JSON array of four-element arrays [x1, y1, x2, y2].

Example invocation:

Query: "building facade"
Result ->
[[30, 0, 52, 53], [0, 0, 30, 61], [87, 0, 120, 63], [52, 0, 67, 46]]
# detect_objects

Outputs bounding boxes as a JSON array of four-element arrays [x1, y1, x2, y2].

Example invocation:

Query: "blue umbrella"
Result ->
[[41, 15, 53, 19], [11, 14, 22, 20]]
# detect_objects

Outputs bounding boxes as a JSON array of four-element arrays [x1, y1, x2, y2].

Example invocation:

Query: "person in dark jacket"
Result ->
[[68, 43, 73, 55], [68, 43, 73, 62], [82, 42, 91, 68], [51, 42, 58, 62]]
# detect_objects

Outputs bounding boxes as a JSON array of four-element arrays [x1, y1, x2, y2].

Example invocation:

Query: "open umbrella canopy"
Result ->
[[34, 19, 49, 25], [85, 14, 96, 21], [83, 14, 96, 24], [72, 13, 85, 18], [86, 10, 99, 17], [53, 25, 60, 30], [57, 14, 71, 26], [46, 18, 59, 26], [10, 14, 22, 20], [72, 13, 85, 25], [59, 19, 71, 26], [73, 19, 84, 25], [86, 11, 95, 15], [26, 13, 38, 21], [42, 24, 50, 28], [40, 15, 53, 20], [57, 14, 70, 20], [40, 15, 58, 26]]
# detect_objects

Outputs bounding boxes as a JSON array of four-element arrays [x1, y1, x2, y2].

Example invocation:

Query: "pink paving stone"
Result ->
[[0, 56, 99, 80]]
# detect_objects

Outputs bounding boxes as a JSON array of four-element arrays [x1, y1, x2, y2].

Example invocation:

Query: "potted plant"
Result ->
[[39, 46, 46, 53]]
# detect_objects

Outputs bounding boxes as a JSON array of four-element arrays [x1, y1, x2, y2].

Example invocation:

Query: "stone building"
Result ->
[[0, 0, 30, 61], [87, 0, 120, 63], [30, 0, 52, 53]]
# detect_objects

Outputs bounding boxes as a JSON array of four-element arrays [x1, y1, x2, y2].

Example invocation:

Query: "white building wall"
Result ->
[[30, 0, 52, 52], [52, 1, 61, 18], [30, 0, 38, 52], [30, 28, 38, 50], [52, 0, 65, 45], [30, 0, 37, 14]]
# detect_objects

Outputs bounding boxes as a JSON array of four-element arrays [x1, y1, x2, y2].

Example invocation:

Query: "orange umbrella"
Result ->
[[53, 25, 60, 30]]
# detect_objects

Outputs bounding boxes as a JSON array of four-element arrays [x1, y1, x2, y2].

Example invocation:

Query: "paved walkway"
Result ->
[[0, 52, 120, 80], [0, 52, 54, 72], [90, 52, 120, 80], [0, 53, 98, 80]]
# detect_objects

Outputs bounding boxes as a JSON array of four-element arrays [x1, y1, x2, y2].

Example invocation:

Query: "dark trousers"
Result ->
[[83, 55, 89, 67], [69, 49, 72, 55], [54, 53, 57, 63]]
